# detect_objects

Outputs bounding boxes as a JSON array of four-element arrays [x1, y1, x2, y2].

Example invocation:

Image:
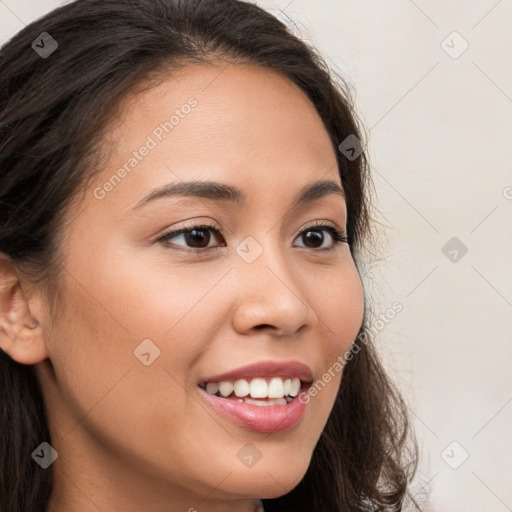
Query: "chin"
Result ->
[[221, 457, 310, 499]]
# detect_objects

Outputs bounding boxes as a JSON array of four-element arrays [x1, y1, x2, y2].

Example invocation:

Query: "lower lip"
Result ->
[[197, 386, 309, 433]]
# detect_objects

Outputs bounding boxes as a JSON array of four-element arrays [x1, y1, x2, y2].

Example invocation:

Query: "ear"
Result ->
[[0, 253, 49, 365]]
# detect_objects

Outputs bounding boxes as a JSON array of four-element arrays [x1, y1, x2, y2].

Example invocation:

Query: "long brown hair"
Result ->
[[0, 1, 419, 510]]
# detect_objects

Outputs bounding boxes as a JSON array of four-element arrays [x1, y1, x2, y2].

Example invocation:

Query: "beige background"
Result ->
[[1, 1, 511, 510]]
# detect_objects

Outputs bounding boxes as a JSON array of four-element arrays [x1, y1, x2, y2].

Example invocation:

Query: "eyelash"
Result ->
[[156, 221, 349, 254]]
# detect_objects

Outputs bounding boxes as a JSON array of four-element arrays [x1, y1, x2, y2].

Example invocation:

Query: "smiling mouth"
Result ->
[[198, 376, 310, 406]]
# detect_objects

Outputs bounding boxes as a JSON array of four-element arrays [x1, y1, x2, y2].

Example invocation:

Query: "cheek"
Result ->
[[315, 261, 365, 358], [46, 275, 207, 481], [44, 252, 184, 433], [305, 261, 364, 411]]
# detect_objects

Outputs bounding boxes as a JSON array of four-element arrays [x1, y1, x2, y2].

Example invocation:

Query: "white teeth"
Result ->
[[289, 378, 301, 397], [244, 397, 288, 406], [202, 376, 303, 399], [206, 382, 219, 395], [218, 381, 234, 397], [283, 379, 291, 396], [267, 377, 284, 398], [233, 379, 250, 397], [249, 378, 268, 398]]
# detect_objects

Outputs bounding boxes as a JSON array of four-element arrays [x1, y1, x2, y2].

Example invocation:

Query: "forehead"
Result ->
[[87, 62, 342, 214]]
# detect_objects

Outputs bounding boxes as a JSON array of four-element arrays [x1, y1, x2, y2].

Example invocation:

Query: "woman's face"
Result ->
[[34, 63, 365, 511]]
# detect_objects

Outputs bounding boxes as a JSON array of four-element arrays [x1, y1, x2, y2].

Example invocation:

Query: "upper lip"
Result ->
[[198, 360, 314, 384]]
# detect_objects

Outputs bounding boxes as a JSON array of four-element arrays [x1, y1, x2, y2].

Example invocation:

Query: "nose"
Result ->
[[231, 240, 316, 338]]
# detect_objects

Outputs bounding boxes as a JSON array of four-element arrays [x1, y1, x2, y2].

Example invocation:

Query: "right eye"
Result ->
[[157, 223, 226, 252]]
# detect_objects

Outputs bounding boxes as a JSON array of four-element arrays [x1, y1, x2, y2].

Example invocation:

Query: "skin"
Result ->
[[0, 63, 364, 512]]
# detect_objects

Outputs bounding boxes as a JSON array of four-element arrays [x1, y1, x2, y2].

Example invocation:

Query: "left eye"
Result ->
[[157, 223, 349, 252], [294, 225, 349, 250]]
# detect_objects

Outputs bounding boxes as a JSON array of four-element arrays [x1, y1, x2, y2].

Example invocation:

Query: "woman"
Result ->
[[0, 0, 419, 510]]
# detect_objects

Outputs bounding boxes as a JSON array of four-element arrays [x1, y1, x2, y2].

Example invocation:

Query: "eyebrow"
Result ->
[[132, 178, 345, 210]]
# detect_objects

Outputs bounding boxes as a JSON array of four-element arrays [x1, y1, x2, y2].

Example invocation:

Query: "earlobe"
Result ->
[[0, 254, 49, 365]]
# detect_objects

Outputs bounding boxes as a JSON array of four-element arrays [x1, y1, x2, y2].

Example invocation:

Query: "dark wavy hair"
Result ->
[[0, 0, 420, 510]]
